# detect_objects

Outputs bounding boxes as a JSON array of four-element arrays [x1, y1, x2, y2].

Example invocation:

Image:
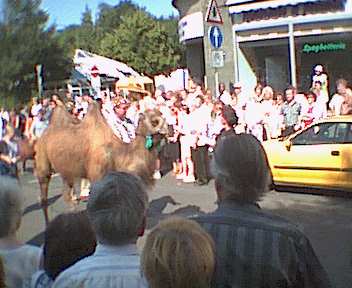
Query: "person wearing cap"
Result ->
[[233, 82, 245, 106], [311, 65, 328, 100]]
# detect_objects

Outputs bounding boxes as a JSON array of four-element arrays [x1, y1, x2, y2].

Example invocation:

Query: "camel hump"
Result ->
[[82, 102, 112, 131], [50, 106, 80, 128], [83, 102, 104, 122]]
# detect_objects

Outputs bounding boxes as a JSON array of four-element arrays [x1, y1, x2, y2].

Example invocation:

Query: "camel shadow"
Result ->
[[27, 231, 45, 247], [146, 196, 206, 229], [23, 194, 61, 216], [27, 196, 207, 247]]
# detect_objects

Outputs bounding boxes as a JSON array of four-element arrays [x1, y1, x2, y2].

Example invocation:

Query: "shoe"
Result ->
[[195, 179, 208, 186], [183, 175, 195, 183], [176, 173, 185, 180], [153, 171, 162, 180]]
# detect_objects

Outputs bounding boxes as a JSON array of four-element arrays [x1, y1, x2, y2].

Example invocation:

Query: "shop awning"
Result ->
[[227, 0, 320, 14]]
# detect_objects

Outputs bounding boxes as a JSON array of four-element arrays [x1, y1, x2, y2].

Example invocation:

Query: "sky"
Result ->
[[41, 0, 178, 30]]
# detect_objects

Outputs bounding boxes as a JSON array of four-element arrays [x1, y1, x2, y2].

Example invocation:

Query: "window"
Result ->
[[291, 126, 315, 145], [346, 124, 352, 143], [292, 122, 349, 145]]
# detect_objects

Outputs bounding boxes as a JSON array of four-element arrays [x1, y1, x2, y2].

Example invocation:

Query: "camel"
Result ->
[[35, 103, 168, 223]]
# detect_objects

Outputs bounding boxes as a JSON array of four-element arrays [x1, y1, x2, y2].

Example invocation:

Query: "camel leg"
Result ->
[[22, 160, 26, 173], [38, 175, 51, 225]]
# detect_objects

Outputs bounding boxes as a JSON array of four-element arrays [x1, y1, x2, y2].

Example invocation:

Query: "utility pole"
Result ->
[[36, 64, 43, 98]]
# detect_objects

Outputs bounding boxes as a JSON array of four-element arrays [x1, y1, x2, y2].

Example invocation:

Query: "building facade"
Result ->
[[173, 0, 236, 96], [173, 0, 352, 96]]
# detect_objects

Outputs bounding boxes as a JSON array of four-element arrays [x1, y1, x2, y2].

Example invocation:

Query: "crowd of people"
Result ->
[[0, 64, 352, 187], [0, 133, 332, 288], [0, 64, 346, 286]]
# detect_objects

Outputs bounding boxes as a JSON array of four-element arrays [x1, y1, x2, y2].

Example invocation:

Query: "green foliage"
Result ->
[[0, 0, 72, 107], [98, 10, 182, 75], [57, 1, 184, 76], [95, 1, 139, 38], [0, 0, 184, 107]]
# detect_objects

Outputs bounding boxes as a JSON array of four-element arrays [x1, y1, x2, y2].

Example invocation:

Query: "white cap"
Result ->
[[233, 82, 242, 88], [314, 65, 323, 72]]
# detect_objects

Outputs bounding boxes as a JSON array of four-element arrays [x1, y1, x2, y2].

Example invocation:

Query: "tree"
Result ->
[[0, 0, 71, 107], [99, 10, 181, 76], [159, 16, 186, 69], [77, 5, 96, 52], [95, 0, 139, 38]]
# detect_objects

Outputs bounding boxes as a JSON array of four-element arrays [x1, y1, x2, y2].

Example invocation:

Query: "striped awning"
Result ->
[[227, 0, 320, 14]]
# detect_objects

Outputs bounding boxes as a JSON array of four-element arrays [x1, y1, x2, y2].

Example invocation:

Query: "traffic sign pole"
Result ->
[[215, 69, 219, 98]]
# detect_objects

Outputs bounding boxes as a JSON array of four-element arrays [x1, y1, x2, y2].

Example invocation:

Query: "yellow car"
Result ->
[[263, 116, 352, 192]]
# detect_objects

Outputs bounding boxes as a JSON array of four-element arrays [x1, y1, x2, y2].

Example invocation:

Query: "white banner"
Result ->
[[178, 12, 204, 42]]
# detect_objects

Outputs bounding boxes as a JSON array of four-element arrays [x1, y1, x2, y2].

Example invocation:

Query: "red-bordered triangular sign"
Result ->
[[206, 0, 223, 24]]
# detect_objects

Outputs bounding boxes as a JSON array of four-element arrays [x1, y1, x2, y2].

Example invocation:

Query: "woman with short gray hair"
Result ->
[[0, 176, 41, 288]]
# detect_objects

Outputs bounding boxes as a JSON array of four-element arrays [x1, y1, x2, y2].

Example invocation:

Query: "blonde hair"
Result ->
[[141, 217, 215, 288], [262, 86, 274, 100]]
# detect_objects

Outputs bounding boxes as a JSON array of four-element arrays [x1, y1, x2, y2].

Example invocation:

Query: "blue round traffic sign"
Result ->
[[209, 26, 223, 49]]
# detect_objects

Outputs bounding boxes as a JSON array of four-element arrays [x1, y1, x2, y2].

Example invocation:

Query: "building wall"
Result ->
[[174, 0, 235, 96]]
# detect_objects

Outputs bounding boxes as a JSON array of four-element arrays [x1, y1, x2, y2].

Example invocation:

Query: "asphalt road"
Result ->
[[18, 169, 352, 288]]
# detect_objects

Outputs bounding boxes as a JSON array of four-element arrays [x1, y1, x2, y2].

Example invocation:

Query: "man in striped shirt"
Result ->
[[194, 134, 331, 288]]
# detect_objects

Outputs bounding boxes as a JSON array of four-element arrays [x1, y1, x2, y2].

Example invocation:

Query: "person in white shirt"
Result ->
[[272, 93, 285, 138], [219, 83, 232, 105], [53, 172, 148, 288], [245, 90, 265, 142], [30, 97, 42, 119], [329, 79, 349, 116], [0, 177, 42, 288], [233, 82, 247, 110], [177, 104, 196, 183], [190, 96, 212, 185], [311, 65, 329, 99]]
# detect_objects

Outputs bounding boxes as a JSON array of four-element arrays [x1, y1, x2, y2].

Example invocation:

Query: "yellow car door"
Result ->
[[273, 122, 343, 189], [339, 123, 352, 191]]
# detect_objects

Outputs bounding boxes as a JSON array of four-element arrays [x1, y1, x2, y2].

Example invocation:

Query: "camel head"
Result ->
[[136, 109, 169, 150]]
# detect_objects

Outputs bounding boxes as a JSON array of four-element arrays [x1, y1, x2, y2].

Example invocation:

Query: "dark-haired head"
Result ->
[[222, 105, 238, 127], [43, 211, 96, 279]]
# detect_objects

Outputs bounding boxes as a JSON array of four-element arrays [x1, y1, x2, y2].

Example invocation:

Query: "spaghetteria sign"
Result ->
[[302, 42, 346, 53]]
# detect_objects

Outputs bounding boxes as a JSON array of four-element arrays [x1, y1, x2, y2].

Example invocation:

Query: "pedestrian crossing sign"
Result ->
[[206, 0, 223, 24]]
